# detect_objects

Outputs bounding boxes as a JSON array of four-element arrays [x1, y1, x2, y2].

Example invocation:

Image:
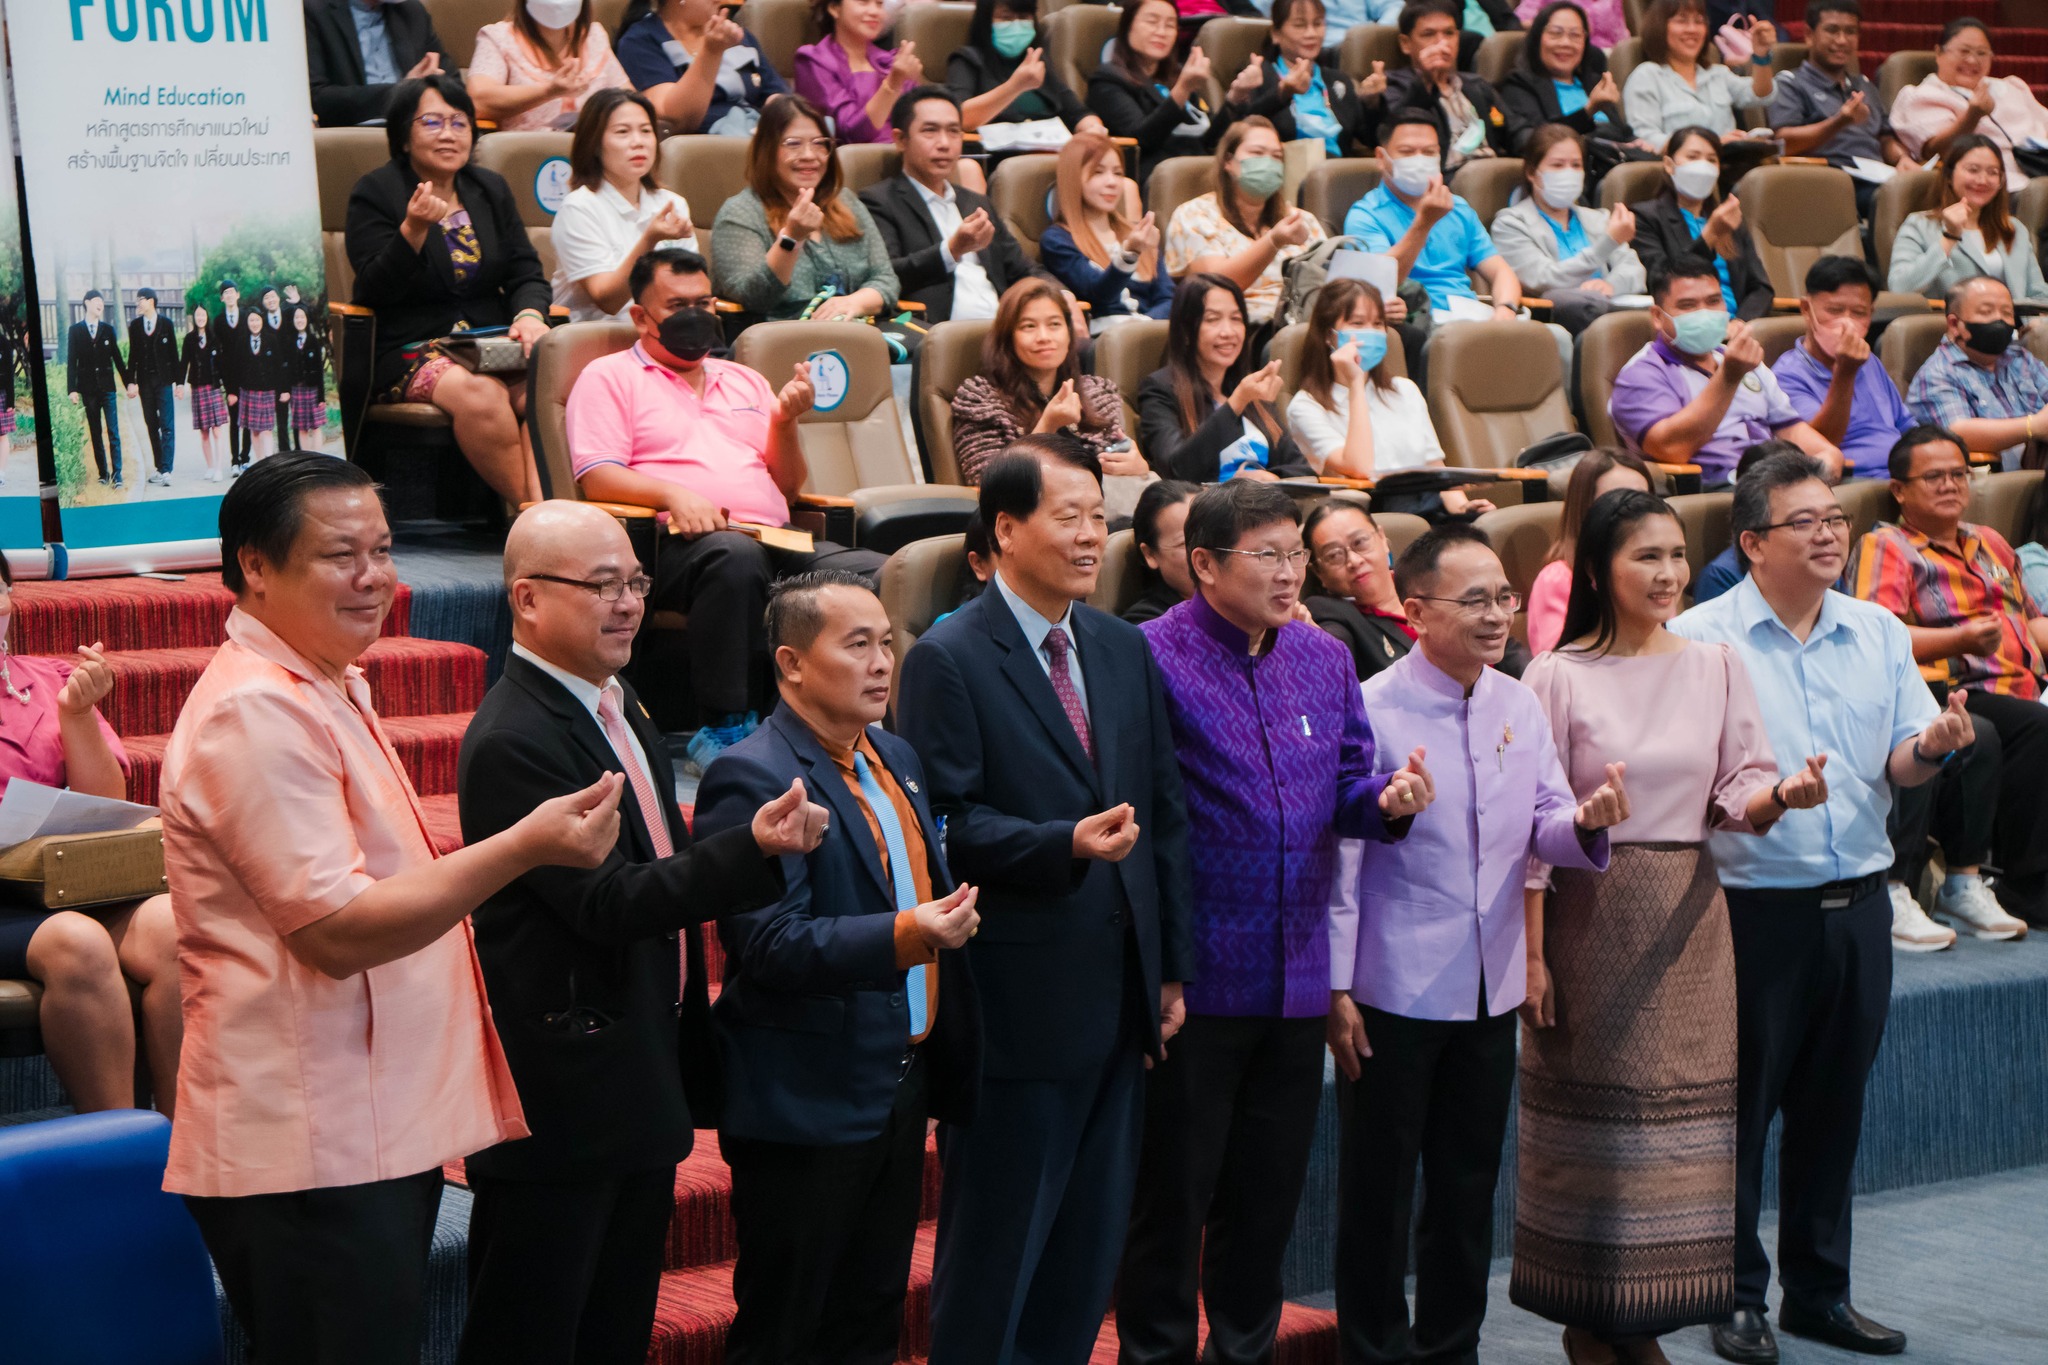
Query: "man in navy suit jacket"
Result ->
[[697, 571, 983, 1365], [897, 436, 1196, 1365]]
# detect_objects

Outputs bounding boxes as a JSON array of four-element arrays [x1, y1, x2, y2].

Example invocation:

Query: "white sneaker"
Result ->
[[1890, 882, 1956, 952], [1936, 875, 2029, 941]]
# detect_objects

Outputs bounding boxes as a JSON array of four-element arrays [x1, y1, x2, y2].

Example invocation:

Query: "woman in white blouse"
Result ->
[[1285, 279, 1493, 517], [1622, 0, 1777, 151], [550, 89, 699, 321], [468, 0, 631, 132]]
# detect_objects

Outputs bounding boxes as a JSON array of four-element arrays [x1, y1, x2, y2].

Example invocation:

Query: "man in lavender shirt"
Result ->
[[1328, 525, 1628, 1365], [1121, 482, 1436, 1365]]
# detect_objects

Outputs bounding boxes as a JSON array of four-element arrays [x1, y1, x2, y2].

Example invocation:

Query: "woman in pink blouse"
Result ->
[[794, 0, 924, 144], [469, 0, 632, 132], [1511, 488, 1829, 1364], [0, 554, 181, 1116], [1525, 448, 1650, 655]]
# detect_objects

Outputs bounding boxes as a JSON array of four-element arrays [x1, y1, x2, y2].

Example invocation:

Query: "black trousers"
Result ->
[[80, 391, 121, 482], [722, 1053, 931, 1365], [651, 529, 884, 721], [1726, 879, 1892, 1312], [1888, 710, 1999, 889], [457, 1165, 677, 1365], [1968, 690, 2048, 889], [1334, 1004, 1518, 1365], [1118, 1013, 1326, 1365], [184, 1167, 443, 1365]]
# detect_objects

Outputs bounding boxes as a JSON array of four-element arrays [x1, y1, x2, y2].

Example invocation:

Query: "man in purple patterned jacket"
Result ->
[[1116, 483, 1437, 1365]]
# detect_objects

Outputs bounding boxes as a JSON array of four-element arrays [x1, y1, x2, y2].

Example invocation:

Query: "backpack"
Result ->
[[1277, 237, 1435, 333]]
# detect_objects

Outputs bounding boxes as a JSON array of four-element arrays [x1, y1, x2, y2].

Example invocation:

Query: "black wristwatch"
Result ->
[[776, 234, 798, 252]]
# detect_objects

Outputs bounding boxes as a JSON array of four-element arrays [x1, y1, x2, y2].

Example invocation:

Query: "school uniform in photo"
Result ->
[[65, 316, 128, 484], [210, 304, 251, 465], [128, 311, 182, 476]]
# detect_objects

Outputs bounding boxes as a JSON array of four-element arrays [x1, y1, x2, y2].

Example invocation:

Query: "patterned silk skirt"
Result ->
[[1510, 842, 1737, 1338]]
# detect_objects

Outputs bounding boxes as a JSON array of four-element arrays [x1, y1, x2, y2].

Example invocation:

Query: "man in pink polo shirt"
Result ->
[[567, 247, 884, 773]]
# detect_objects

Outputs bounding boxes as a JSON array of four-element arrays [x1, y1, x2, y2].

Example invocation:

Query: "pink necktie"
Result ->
[[597, 688, 673, 859], [1044, 626, 1094, 763]]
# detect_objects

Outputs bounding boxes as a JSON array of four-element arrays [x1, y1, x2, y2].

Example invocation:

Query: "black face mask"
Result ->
[[657, 307, 721, 362], [1964, 318, 2016, 355]]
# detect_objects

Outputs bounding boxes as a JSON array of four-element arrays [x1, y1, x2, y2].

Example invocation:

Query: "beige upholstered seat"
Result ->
[[1092, 318, 1171, 439], [881, 534, 971, 694], [1298, 159, 1379, 235], [1598, 159, 1667, 210], [1878, 311, 1946, 399], [737, 0, 821, 88], [1877, 50, 1938, 109], [1668, 490, 1734, 580], [1089, 529, 1146, 616], [917, 320, 995, 487], [1473, 31, 1525, 87], [1873, 169, 1938, 285], [530, 321, 641, 502], [1733, 164, 1862, 299], [1836, 477, 1899, 544], [1748, 314, 1808, 367], [1475, 501, 1563, 595], [896, 3, 976, 82], [1196, 18, 1271, 110], [472, 130, 575, 283], [1969, 470, 2044, 544], [1336, 25, 1402, 88], [1606, 36, 1642, 91], [1449, 157, 1525, 232], [656, 136, 753, 279], [1578, 308, 1657, 449], [1046, 4, 1122, 100], [1375, 511, 1432, 557], [425, 0, 501, 71], [1151, 158, 1221, 253], [316, 127, 390, 303], [989, 153, 1062, 262], [1426, 320, 1573, 468]]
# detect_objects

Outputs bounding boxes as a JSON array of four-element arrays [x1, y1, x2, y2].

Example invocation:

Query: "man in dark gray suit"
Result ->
[[304, 0, 447, 127]]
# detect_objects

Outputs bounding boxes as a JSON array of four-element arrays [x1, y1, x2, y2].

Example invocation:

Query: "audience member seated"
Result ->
[[467, 0, 631, 132], [1380, 0, 1513, 175], [1221, 0, 1375, 158], [1891, 17, 2048, 193], [951, 278, 1151, 504], [1627, 124, 1773, 320], [1040, 133, 1175, 324], [2020, 475, 2048, 610], [305, 0, 447, 128], [1769, 0, 1909, 219], [344, 76, 551, 503], [1905, 277, 2048, 471], [616, 0, 787, 137], [1516, 0, 1627, 52], [1609, 262, 1844, 486], [1137, 273, 1312, 481], [1888, 136, 2048, 305], [711, 95, 901, 323], [1163, 118, 1327, 334], [796, 0, 922, 146], [1345, 110, 1524, 321], [1524, 446, 1650, 651], [1692, 438, 1797, 604], [1088, 0, 1225, 188], [1124, 479, 1201, 623], [565, 248, 884, 771], [0, 556, 179, 1117], [948, 0, 1104, 136], [864, 88, 1043, 324], [1850, 424, 2048, 927], [1302, 499, 1418, 679], [1622, 0, 1775, 152], [1499, 2, 1638, 165], [1491, 124, 1648, 334], [551, 90, 700, 323], [1771, 256, 1915, 482]]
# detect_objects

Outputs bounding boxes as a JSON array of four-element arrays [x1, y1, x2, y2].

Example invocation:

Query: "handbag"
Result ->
[[437, 332, 528, 375]]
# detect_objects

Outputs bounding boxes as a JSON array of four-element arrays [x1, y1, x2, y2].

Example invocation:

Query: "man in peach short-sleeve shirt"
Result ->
[[163, 454, 624, 1365]]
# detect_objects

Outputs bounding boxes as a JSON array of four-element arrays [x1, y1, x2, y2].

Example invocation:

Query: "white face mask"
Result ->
[[1538, 168, 1584, 209], [1387, 154, 1440, 198], [1670, 159, 1720, 202], [526, 0, 584, 29]]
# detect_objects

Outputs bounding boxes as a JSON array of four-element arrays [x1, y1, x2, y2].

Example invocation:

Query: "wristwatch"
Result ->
[[776, 234, 798, 252]]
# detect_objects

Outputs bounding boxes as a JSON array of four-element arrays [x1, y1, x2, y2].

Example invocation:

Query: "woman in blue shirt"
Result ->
[[1038, 131, 1175, 323], [1222, 0, 1376, 158], [1499, 1, 1640, 165], [1627, 124, 1774, 320], [615, 0, 787, 136]]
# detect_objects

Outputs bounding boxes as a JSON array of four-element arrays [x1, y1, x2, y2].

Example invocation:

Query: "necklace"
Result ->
[[0, 651, 30, 706]]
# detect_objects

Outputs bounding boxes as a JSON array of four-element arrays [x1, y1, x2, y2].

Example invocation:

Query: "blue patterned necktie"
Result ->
[[852, 749, 926, 1038]]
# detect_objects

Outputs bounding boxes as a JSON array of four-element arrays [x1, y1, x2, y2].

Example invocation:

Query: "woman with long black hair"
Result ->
[[1135, 272, 1309, 482]]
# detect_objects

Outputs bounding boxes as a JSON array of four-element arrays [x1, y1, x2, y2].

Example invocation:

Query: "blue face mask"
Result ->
[[1669, 307, 1730, 356], [991, 19, 1036, 58], [1336, 327, 1388, 370]]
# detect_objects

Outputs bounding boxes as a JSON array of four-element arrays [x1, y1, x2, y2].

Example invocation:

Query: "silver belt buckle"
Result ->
[[1820, 886, 1853, 910]]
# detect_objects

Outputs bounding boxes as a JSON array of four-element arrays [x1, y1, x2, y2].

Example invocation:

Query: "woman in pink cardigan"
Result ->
[[793, 0, 923, 143]]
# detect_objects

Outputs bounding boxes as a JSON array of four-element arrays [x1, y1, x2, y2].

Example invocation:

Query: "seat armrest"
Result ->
[[793, 493, 856, 546]]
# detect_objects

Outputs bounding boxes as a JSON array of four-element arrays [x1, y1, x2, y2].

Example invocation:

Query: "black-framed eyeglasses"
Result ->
[[1312, 532, 1381, 568], [1213, 547, 1312, 571], [1412, 590, 1523, 616], [526, 573, 653, 602], [1757, 511, 1850, 536], [1899, 469, 1970, 489]]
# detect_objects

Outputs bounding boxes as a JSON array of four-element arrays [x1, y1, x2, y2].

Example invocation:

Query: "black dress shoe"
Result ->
[[1710, 1308, 1778, 1364], [1778, 1299, 1907, 1355]]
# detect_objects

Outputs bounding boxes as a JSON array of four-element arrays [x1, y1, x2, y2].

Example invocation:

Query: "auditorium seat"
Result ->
[[1472, 31, 1524, 88], [1299, 159, 1379, 235], [1091, 317, 1170, 440], [1090, 528, 1146, 616], [655, 136, 752, 279], [896, 2, 976, 78], [1748, 314, 1807, 366], [1836, 476, 1898, 544], [1597, 158, 1666, 210], [1337, 25, 1402, 89], [472, 131, 575, 283], [2016, 178, 2048, 246], [0, 978, 41, 1055], [1878, 310, 1945, 399], [915, 319, 994, 486], [1668, 490, 1734, 585], [425, 0, 502, 72], [1606, 37, 1642, 92], [1873, 169, 1938, 284], [315, 127, 390, 303], [1449, 157, 1524, 231], [1047, 3, 1121, 102], [1375, 511, 1431, 558], [880, 533, 969, 701], [731, 322, 978, 552], [1733, 163, 1862, 299], [593, 0, 630, 35], [1472, 500, 1559, 639], [1426, 319, 1572, 468], [1150, 157, 1221, 252], [1969, 470, 2044, 544], [737, 0, 820, 91], [1196, 18, 1270, 111], [1578, 308, 1656, 449], [988, 152, 1061, 262], [529, 320, 639, 504], [1877, 49, 1937, 109]]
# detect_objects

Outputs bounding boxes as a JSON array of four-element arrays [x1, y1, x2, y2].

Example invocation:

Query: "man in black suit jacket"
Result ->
[[696, 570, 983, 1365], [455, 501, 830, 1365], [898, 435, 1195, 1365], [211, 280, 251, 469], [304, 0, 447, 128], [66, 290, 129, 486], [127, 288, 183, 484], [860, 88, 1044, 324]]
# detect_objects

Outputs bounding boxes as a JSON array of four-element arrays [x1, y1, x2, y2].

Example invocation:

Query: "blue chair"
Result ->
[[0, 1110, 224, 1364]]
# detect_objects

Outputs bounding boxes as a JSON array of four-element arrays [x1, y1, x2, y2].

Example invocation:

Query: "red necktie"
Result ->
[[1044, 626, 1094, 763], [598, 687, 673, 859]]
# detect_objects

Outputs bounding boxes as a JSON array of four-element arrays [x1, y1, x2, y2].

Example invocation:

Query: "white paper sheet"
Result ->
[[975, 119, 1071, 152], [1440, 295, 1498, 324], [1847, 157, 1897, 184], [1326, 249, 1400, 301], [0, 781, 157, 850]]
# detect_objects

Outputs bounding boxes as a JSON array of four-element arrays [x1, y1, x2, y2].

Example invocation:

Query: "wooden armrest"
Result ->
[[548, 304, 569, 318], [1969, 451, 1997, 465], [715, 299, 744, 314], [1777, 155, 1827, 165], [1520, 298, 1553, 313], [1316, 475, 1375, 489], [1652, 462, 1703, 476], [1475, 467, 1551, 481], [796, 492, 857, 508], [516, 498, 662, 519], [476, 119, 500, 133], [897, 300, 926, 313], [1109, 136, 1139, 147], [1771, 297, 1802, 312], [330, 302, 373, 317]]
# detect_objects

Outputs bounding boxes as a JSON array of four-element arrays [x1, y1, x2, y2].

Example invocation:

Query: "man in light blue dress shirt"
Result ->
[[1671, 451, 1976, 1365]]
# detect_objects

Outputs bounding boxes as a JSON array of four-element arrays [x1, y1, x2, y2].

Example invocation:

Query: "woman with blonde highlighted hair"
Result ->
[[1038, 132, 1171, 324]]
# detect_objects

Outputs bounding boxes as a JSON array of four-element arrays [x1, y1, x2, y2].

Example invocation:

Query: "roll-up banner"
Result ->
[[0, 55, 45, 563], [7, 0, 327, 575]]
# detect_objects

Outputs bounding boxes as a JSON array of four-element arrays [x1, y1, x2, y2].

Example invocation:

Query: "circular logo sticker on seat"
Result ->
[[534, 158, 572, 216], [808, 350, 850, 413]]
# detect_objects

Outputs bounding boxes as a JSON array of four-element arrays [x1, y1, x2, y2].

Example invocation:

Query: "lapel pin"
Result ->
[[907, 779, 920, 793]]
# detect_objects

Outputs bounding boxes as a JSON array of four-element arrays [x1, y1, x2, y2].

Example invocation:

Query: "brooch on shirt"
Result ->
[[907, 779, 920, 794], [1742, 373, 1762, 392], [1497, 723, 1513, 771]]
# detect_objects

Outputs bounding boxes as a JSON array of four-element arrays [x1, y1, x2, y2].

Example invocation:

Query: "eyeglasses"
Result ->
[[1313, 533, 1380, 569], [413, 114, 472, 134], [779, 137, 834, 154], [1214, 547, 1311, 572], [526, 573, 654, 602], [1757, 511, 1850, 536], [1412, 590, 1523, 616], [1900, 469, 1971, 489]]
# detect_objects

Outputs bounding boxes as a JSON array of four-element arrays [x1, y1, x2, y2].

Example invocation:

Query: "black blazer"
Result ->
[[285, 330, 325, 387], [694, 707, 981, 1145], [1088, 64, 1228, 190], [1381, 70, 1514, 161], [65, 321, 128, 399], [896, 586, 1194, 1079], [209, 304, 250, 389], [181, 331, 220, 388], [346, 159, 551, 393], [860, 176, 1043, 323], [1135, 368, 1312, 482], [1629, 191, 1774, 321], [233, 328, 281, 391], [126, 316, 181, 389], [1224, 56, 1370, 157], [1497, 54, 1635, 155], [947, 45, 1092, 128], [458, 655, 785, 1180], [304, 0, 447, 127], [1306, 595, 1414, 682]]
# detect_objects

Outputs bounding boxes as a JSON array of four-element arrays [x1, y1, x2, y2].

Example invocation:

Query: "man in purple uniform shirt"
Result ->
[[1328, 525, 1629, 1365], [1120, 482, 1437, 1365], [1768, 257, 1915, 484]]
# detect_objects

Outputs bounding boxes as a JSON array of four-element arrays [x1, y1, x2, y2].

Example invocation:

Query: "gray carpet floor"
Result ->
[[1300, 1164, 2048, 1363]]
